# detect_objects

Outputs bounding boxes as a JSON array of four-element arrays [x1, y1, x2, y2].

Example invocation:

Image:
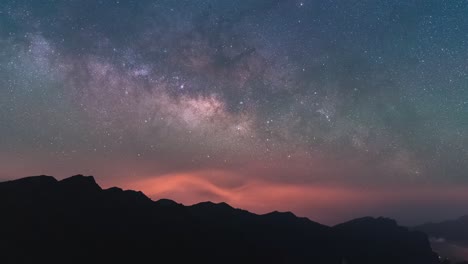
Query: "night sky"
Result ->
[[1, 0, 468, 225]]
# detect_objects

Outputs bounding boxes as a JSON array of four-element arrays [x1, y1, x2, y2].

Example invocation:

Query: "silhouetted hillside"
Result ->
[[334, 217, 437, 264], [0, 175, 439, 264], [414, 216, 468, 263], [415, 216, 468, 246]]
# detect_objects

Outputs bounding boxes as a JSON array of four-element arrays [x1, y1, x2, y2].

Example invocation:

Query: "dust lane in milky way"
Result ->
[[1, 0, 468, 224]]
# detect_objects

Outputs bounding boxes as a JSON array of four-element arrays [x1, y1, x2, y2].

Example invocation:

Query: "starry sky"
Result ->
[[1, 0, 467, 225]]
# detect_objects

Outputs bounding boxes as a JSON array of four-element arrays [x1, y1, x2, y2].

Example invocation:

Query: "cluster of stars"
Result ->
[[0, 0, 468, 223]]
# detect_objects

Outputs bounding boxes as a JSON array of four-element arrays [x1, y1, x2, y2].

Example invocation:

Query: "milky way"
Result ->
[[1, 0, 468, 224]]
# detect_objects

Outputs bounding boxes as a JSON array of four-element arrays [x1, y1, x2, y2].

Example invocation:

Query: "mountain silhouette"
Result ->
[[415, 216, 468, 246], [334, 217, 437, 264], [414, 216, 468, 263], [0, 175, 439, 264]]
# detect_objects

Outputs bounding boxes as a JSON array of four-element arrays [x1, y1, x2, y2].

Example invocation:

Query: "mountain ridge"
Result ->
[[414, 216, 468, 246], [0, 175, 440, 264]]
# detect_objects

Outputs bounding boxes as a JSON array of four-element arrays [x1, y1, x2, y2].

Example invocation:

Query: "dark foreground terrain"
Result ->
[[0, 175, 440, 264]]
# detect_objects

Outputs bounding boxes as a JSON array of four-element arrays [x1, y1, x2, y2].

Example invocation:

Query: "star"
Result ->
[[1, 0, 467, 225]]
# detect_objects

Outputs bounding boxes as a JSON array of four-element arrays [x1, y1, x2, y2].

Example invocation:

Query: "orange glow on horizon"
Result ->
[[116, 170, 468, 225]]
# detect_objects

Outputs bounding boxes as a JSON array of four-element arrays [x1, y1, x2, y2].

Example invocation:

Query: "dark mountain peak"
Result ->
[[188, 201, 254, 222], [60, 174, 97, 184], [193, 201, 215, 206], [335, 216, 398, 229], [192, 201, 234, 210], [122, 189, 151, 201], [0, 175, 57, 186], [103, 186, 153, 206], [262, 210, 328, 230], [265, 210, 296, 217], [0, 175, 58, 195], [59, 174, 101, 192], [105, 186, 123, 192], [217, 201, 232, 208], [458, 215, 468, 222], [263, 210, 302, 222], [155, 198, 180, 206]]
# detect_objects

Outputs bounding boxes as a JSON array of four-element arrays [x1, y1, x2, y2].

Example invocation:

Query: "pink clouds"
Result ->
[[116, 169, 468, 225], [123, 170, 369, 222]]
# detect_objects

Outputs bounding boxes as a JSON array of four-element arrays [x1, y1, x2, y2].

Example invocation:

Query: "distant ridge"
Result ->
[[415, 216, 468, 245], [0, 175, 439, 264]]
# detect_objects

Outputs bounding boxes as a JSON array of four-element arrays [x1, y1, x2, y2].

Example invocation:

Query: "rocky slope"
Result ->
[[0, 175, 439, 264]]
